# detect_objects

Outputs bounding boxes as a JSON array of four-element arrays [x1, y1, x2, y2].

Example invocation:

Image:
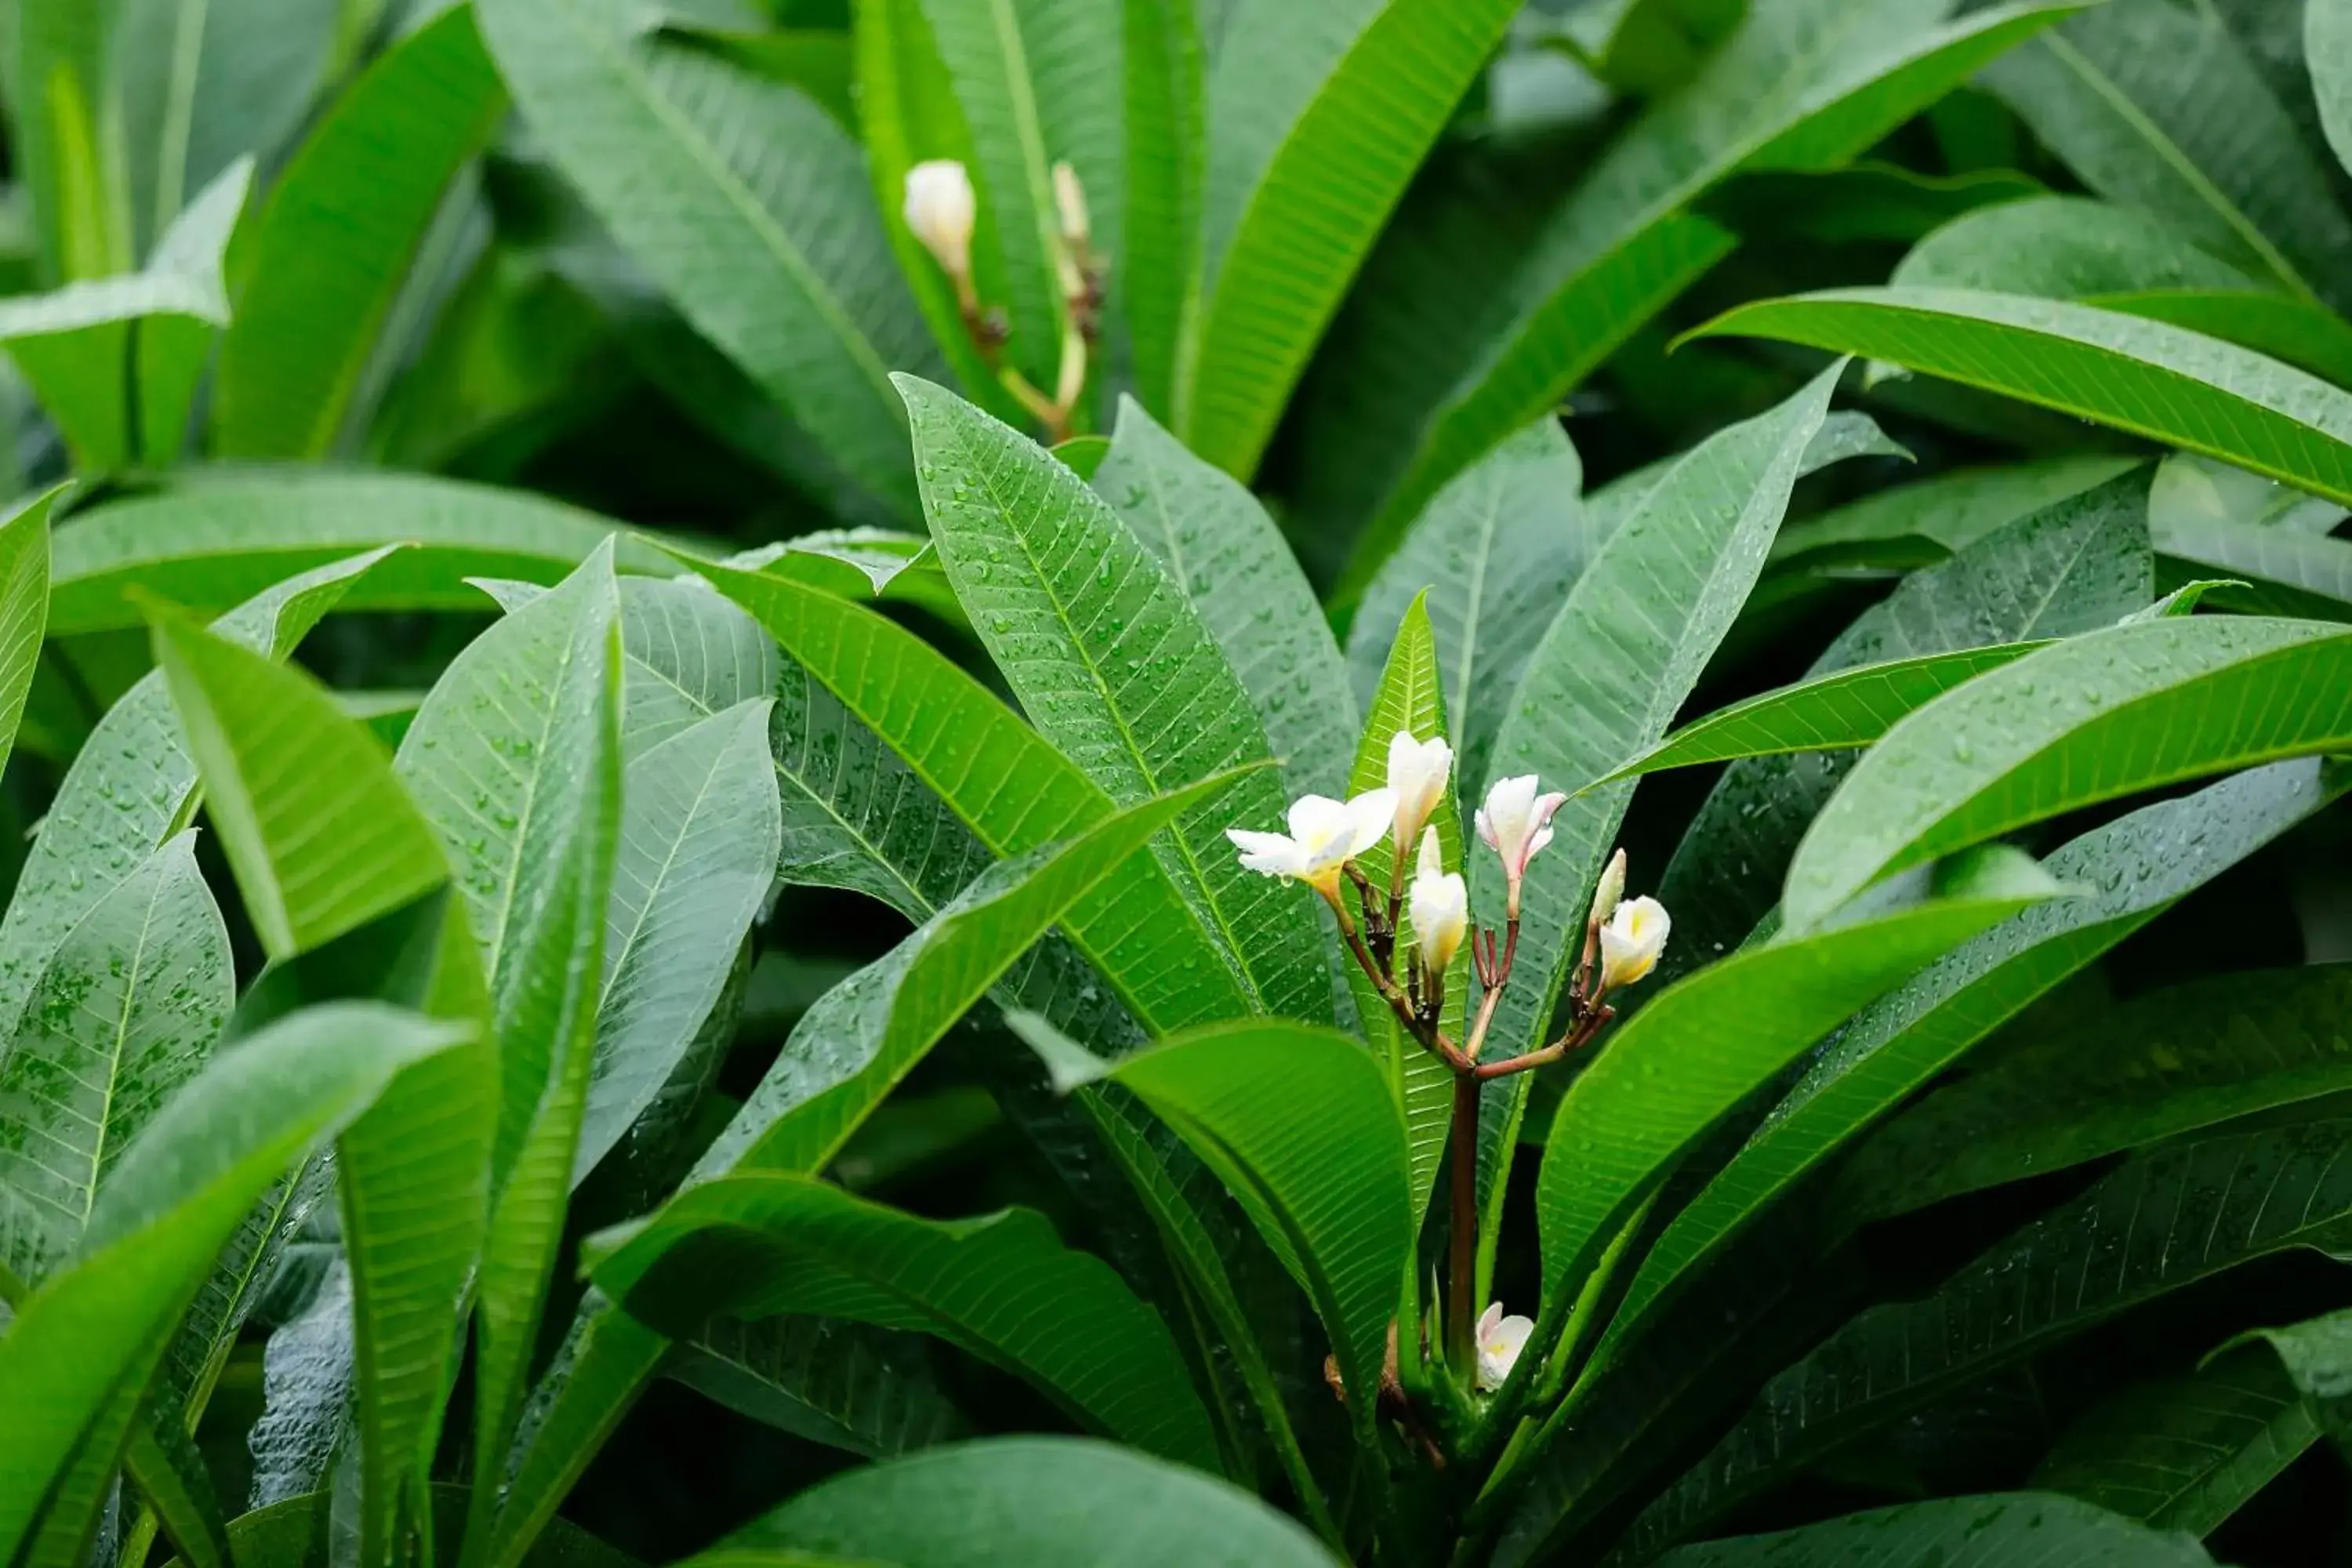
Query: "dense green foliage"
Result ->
[[5, 0, 2352, 1565]]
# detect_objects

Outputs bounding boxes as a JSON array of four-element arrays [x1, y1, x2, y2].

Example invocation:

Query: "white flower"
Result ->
[[1475, 1301, 1534, 1392], [903, 160, 976, 284], [1228, 789, 1396, 895], [1598, 895, 1671, 993], [1588, 847, 1627, 932], [1386, 729, 1454, 860], [1408, 829, 1468, 982], [1476, 774, 1568, 911]]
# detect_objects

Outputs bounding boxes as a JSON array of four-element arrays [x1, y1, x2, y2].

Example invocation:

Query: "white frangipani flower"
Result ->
[[1408, 829, 1468, 982], [1588, 847, 1628, 932], [903, 160, 977, 285], [1598, 895, 1671, 993], [1227, 789, 1396, 895], [1475, 1301, 1534, 1392], [1386, 729, 1454, 861], [1476, 774, 1568, 913]]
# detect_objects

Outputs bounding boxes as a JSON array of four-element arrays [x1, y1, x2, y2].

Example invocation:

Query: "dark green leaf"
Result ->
[[1653, 1492, 2214, 1567]]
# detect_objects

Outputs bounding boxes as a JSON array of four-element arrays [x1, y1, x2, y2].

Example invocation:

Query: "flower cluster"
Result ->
[[1225, 729, 1671, 1393]]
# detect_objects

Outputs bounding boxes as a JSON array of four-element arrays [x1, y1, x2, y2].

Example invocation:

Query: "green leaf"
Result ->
[[673, 1316, 970, 1458], [1650, 1493, 2215, 1568], [211, 1486, 637, 1568], [1317, 0, 2081, 594], [476, 0, 945, 521], [2034, 1349, 2321, 1536], [1178, 0, 1523, 476], [1529, 854, 2060, 1317], [0, 833, 230, 1285], [1781, 615, 2352, 930], [2, 158, 250, 471], [697, 1437, 1337, 1567], [590, 1174, 1222, 1469], [1341, 593, 1463, 1221], [2233, 1308, 2352, 1450], [906, 0, 1121, 406], [695, 768, 1252, 1180], [1692, 288, 2352, 510], [155, 614, 499, 1568], [1476, 368, 1837, 1106], [1984, 2, 2352, 309], [0, 486, 60, 787], [1031, 1017, 1413, 1443], [11, 0, 133, 289], [1841, 954, 2352, 1229], [51, 471, 684, 635], [1553, 0, 1744, 96], [2316, 0, 2352, 184], [214, 2, 507, 457], [577, 699, 780, 1183], [898, 375, 1326, 1021], [1606, 760, 2338, 1356], [1345, 419, 1591, 795], [1895, 194, 2259, 296], [1622, 1116, 2352, 1558], [1599, 644, 2045, 784], [1095, 394, 1356, 800], [2153, 449, 2347, 538], [2153, 512, 2352, 620], [1769, 453, 2139, 568], [1118, 0, 1201, 420], [0, 1003, 465, 1566], [1664, 470, 2154, 981], [0, 549, 389, 1042], [2090, 286, 2352, 393], [151, 612, 448, 961], [682, 552, 1258, 1035]]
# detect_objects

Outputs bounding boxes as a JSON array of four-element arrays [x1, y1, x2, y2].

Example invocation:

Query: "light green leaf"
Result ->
[[1624, 1116, 2352, 1558], [1095, 394, 1355, 800], [1119, 0, 1201, 420], [577, 699, 780, 1183], [1781, 615, 2352, 930], [0, 1004, 465, 1566], [214, 2, 507, 457], [1842, 956, 2352, 1228], [11, 0, 133, 289], [0, 486, 60, 787], [1664, 473, 2154, 982], [2153, 512, 2352, 619], [152, 612, 448, 961], [1342, 593, 1463, 1223], [1317, 0, 2081, 595], [1652, 1494, 2214, 1568], [2089, 286, 2352, 392], [1896, 194, 2259, 296], [1032, 1017, 1412, 1439], [1530, 853, 2060, 1317], [2154, 449, 2347, 538], [1600, 644, 2044, 784], [1179, 0, 1523, 476], [695, 769, 1252, 1180], [50, 471, 684, 635], [898, 374, 1326, 1021], [2316, 0, 2352, 183], [2034, 1348, 2321, 1535], [0, 549, 390, 1042], [1985, 2, 2352, 308], [477, 0, 946, 520], [1345, 419, 1591, 794], [682, 550, 1258, 1036], [590, 1174, 1222, 1469], [1475, 368, 1836, 1112], [698, 1437, 1336, 1567], [1693, 288, 2352, 509], [1606, 760, 2337, 1355], [1769, 452, 2139, 568], [0, 833, 230, 1285], [2, 158, 249, 470]]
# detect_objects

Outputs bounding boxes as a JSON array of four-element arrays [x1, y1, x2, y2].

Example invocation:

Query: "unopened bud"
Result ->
[[1053, 160, 1091, 252], [904, 160, 976, 287], [1588, 848, 1627, 932]]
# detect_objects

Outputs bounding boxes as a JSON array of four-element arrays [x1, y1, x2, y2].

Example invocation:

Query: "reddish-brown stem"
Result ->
[[1472, 1004, 1614, 1079]]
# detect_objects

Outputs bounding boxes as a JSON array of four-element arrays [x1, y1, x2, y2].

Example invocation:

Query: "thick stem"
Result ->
[[1447, 1071, 1481, 1378]]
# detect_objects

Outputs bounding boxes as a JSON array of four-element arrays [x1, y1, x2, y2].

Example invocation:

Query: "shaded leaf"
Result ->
[[673, 1316, 970, 1459], [1653, 1492, 2213, 1567]]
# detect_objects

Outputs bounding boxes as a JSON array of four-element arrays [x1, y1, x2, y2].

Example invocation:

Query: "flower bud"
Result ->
[[1588, 847, 1627, 932], [1475, 1301, 1533, 1392], [1053, 160, 1091, 252], [1476, 774, 1568, 915], [903, 160, 976, 286], [1597, 895, 1670, 993], [1386, 729, 1453, 862], [1408, 829, 1468, 982]]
